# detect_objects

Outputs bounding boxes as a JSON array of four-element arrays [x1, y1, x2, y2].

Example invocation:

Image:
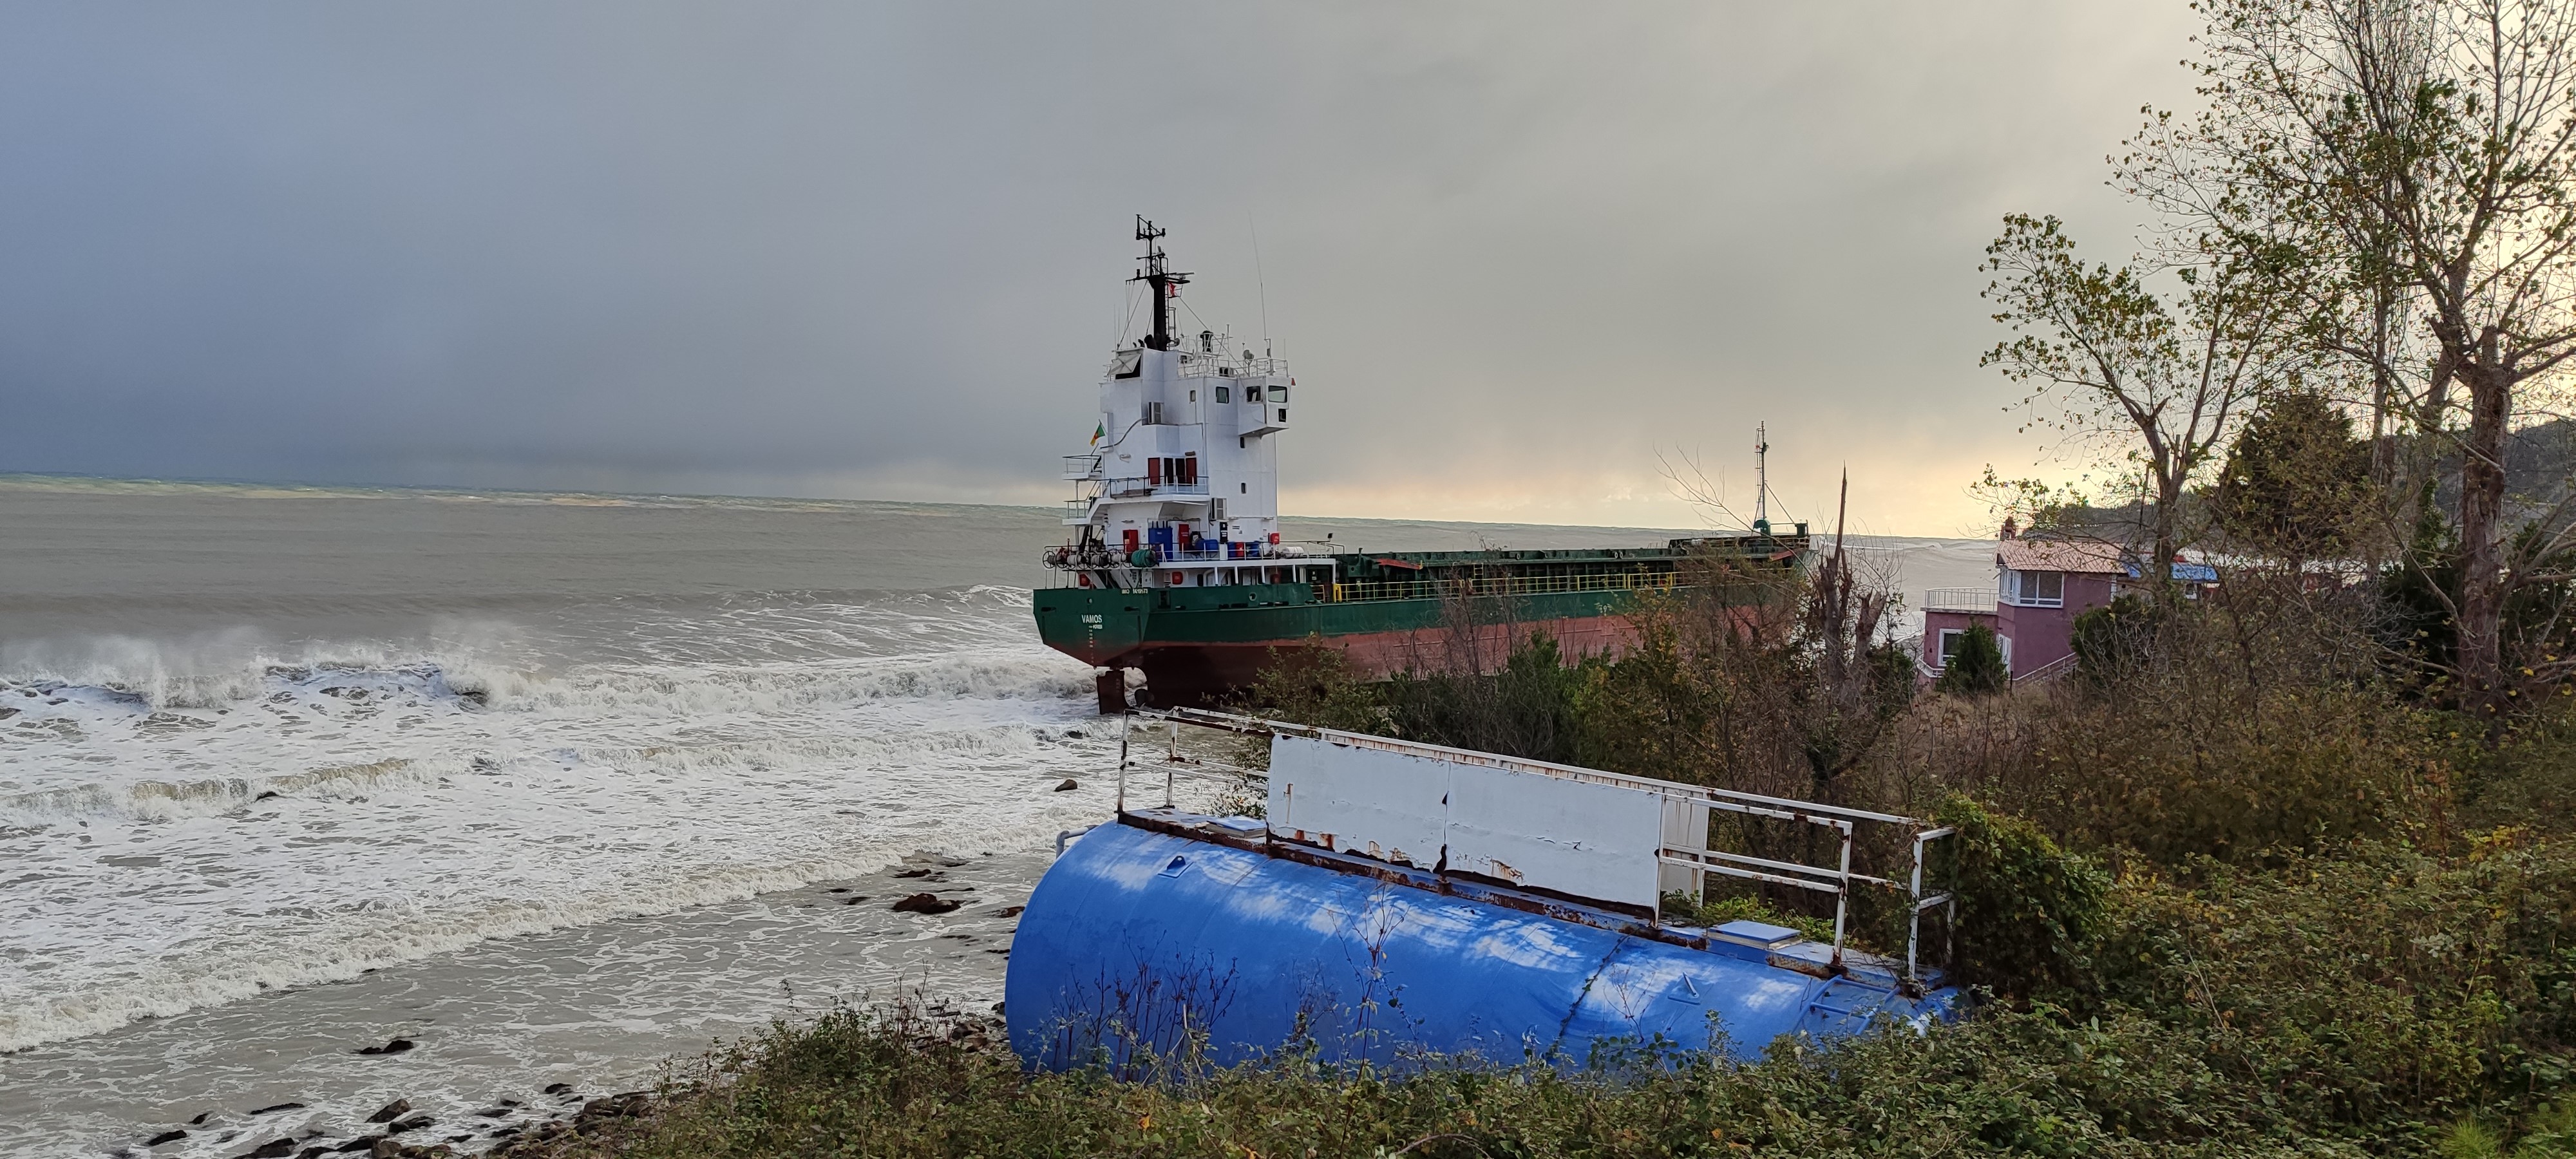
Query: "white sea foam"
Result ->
[[0, 585, 1105, 1054]]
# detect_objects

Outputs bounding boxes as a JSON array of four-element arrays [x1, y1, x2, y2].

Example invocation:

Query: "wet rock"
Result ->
[[354, 1037, 415, 1055], [1064, 729, 1087, 739], [891, 893, 960, 915], [574, 1093, 650, 1127], [254, 791, 282, 802], [243, 1139, 296, 1158], [296, 1147, 334, 1159], [1054, 778, 1079, 791], [249, 1102, 306, 1115], [824, 887, 848, 894], [894, 868, 932, 879], [189, 1113, 213, 1126], [365, 1100, 410, 1124], [473, 1107, 513, 1118], [331, 1136, 383, 1153], [840, 896, 871, 905], [386, 1115, 433, 1134], [993, 904, 1026, 917], [540, 1083, 572, 1095], [145, 1129, 187, 1145]]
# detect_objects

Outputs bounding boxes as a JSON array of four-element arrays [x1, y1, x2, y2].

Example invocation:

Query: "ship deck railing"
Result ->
[[1318, 570, 1683, 604], [1063, 478, 1212, 516]]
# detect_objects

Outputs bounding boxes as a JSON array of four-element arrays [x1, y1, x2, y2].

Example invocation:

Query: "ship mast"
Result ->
[[1132, 216, 1191, 352], [1752, 422, 1770, 536]]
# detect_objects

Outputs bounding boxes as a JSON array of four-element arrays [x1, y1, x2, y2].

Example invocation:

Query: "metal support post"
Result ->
[[1116, 715, 1130, 814], [1830, 821, 1853, 968]]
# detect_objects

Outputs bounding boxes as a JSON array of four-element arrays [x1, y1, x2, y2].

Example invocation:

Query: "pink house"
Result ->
[[1919, 532, 2136, 679]]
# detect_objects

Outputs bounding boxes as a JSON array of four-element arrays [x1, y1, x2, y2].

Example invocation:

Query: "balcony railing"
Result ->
[[1100, 477, 1209, 499], [1922, 587, 1996, 613], [1062, 455, 1102, 480]]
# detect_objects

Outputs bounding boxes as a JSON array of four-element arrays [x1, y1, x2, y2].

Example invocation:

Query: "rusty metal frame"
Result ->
[[1133, 706, 1960, 983]]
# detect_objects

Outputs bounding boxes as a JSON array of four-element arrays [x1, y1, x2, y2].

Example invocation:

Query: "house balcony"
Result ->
[[1922, 587, 1997, 614]]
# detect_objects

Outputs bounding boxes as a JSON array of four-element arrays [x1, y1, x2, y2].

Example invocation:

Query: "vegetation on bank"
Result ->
[[493, 812, 2576, 1158]]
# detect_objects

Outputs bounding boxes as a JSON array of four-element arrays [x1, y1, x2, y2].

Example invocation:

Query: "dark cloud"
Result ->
[[0, 3, 2199, 532]]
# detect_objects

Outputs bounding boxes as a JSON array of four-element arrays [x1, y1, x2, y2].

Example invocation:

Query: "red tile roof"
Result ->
[[1996, 538, 2128, 574]]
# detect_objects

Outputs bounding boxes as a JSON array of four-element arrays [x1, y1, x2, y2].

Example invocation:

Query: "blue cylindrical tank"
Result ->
[[1005, 819, 1954, 1071]]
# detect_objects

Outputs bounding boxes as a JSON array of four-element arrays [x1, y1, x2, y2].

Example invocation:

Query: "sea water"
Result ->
[[0, 475, 1997, 1155]]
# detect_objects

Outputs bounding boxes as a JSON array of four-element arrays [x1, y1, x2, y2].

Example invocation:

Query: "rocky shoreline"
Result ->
[[59, 850, 1043, 1159]]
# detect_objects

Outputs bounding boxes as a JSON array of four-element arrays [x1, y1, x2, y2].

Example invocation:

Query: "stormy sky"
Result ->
[[0, 3, 2199, 535]]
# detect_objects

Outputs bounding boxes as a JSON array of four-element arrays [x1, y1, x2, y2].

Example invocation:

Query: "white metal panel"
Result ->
[[1265, 733, 1665, 909], [1443, 762, 1663, 909], [1658, 798, 1701, 896], [1266, 735, 1446, 869]]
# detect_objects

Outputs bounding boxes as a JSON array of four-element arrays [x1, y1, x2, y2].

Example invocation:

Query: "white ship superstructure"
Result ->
[[1045, 218, 1329, 590]]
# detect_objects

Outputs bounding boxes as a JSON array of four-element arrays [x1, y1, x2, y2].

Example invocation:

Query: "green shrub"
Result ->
[[2070, 594, 2163, 686], [1935, 621, 2009, 695], [1931, 795, 2111, 1001]]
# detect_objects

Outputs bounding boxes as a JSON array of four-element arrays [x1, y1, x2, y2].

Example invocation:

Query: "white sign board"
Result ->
[[1265, 734, 1665, 910]]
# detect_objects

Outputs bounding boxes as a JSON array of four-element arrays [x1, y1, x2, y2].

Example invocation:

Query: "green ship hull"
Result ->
[[1033, 536, 1807, 709]]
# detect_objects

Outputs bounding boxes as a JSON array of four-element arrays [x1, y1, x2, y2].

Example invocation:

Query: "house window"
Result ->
[[1937, 628, 1967, 668], [2009, 570, 2065, 607]]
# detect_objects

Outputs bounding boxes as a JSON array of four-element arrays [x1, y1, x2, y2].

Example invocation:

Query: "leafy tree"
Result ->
[[1982, 213, 2314, 589], [2213, 390, 2375, 556]]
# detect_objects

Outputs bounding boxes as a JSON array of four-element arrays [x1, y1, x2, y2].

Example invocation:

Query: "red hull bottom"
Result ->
[[1132, 614, 1638, 708]]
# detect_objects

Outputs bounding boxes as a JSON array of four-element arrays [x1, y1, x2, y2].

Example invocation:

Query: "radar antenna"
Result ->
[[1131, 216, 1191, 352]]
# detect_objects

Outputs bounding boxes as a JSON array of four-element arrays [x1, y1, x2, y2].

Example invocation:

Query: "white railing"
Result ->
[[1098, 478, 1210, 500], [1922, 587, 1995, 613], [2011, 652, 2080, 685], [1129, 708, 1957, 983]]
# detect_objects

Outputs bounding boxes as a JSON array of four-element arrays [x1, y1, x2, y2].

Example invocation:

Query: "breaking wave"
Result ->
[[0, 585, 1109, 1052]]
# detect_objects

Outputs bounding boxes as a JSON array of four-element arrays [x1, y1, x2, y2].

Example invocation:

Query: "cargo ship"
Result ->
[[1036, 219, 1809, 711]]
